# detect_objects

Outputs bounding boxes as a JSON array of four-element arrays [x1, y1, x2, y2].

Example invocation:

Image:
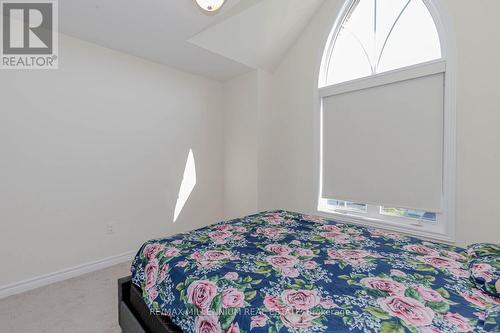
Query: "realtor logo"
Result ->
[[1, 0, 58, 69]]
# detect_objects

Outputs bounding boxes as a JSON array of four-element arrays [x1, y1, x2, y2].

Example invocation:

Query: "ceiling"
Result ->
[[189, 0, 324, 72], [59, 0, 324, 81]]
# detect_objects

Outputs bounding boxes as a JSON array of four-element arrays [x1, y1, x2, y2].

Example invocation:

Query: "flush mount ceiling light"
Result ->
[[195, 0, 225, 12]]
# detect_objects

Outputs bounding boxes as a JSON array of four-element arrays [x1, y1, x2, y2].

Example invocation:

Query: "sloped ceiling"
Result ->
[[59, 0, 324, 81], [189, 0, 325, 72]]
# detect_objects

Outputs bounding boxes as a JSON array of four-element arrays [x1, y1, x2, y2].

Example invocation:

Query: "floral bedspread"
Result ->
[[131, 211, 500, 333]]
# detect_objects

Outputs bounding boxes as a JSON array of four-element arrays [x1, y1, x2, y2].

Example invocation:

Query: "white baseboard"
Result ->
[[0, 250, 136, 300]]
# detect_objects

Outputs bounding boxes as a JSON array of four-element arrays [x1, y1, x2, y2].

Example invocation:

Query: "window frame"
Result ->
[[314, 0, 456, 243]]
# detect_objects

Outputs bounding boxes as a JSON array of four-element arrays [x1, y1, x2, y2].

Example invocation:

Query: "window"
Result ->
[[325, 199, 367, 213], [321, 0, 441, 87], [317, 0, 455, 241], [380, 207, 436, 222]]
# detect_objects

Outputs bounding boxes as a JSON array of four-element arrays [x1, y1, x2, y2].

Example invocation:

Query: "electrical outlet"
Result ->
[[106, 223, 115, 235]]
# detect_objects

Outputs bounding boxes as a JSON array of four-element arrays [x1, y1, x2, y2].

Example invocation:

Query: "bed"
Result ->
[[118, 210, 500, 333]]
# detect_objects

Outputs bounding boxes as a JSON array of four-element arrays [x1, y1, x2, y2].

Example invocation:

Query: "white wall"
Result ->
[[257, 0, 500, 247], [0, 34, 224, 287], [447, 1, 500, 247], [222, 71, 259, 219]]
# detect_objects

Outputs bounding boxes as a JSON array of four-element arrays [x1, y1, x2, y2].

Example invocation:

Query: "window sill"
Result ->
[[316, 208, 455, 244]]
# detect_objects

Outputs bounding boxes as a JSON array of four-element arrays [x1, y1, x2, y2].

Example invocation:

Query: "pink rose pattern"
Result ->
[[164, 247, 180, 257], [404, 244, 440, 256], [327, 248, 381, 267], [378, 296, 435, 327], [443, 313, 474, 332], [255, 227, 288, 240], [226, 322, 240, 333], [281, 289, 320, 310], [221, 288, 245, 308], [250, 314, 268, 329], [266, 255, 298, 269], [360, 277, 406, 295], [265, 244, 292, 255], [195, 315, 222, 333], [131, 211, 500, 333], [263, 295, 286, 314], [417, 286, 445, 302], [187, 280, 218, 310], [142, 243, 165, 260], [144, 259, 159, 290], [280, 311, 320, 329]]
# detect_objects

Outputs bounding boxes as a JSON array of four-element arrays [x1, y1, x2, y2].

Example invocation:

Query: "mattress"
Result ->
[[131, 210, 500, 333]]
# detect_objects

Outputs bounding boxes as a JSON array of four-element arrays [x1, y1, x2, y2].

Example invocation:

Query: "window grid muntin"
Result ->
[[322, 0, 442, 87], [321, 199, 439, 224]]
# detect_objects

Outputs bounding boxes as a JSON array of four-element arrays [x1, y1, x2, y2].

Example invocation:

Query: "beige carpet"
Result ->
[[0, 262, 131, 333]]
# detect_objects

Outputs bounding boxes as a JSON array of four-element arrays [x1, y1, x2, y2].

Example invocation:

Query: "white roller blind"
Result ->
[[321, 73, 444, 212]]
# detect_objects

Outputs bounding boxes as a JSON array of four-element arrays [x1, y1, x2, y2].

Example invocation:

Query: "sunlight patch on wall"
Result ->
[[173, 149, 196, 223]]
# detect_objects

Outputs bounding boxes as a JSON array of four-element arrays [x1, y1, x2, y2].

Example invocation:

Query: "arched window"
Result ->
[[317, 0, 455, 241], [321, 0, 442, 86]]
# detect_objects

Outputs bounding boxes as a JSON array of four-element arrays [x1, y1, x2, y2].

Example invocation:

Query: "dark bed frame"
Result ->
[[118, 276, 182, 333]]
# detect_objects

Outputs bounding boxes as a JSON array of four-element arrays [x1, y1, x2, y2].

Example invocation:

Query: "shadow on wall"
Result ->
[[173, 149, 196, 223]]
